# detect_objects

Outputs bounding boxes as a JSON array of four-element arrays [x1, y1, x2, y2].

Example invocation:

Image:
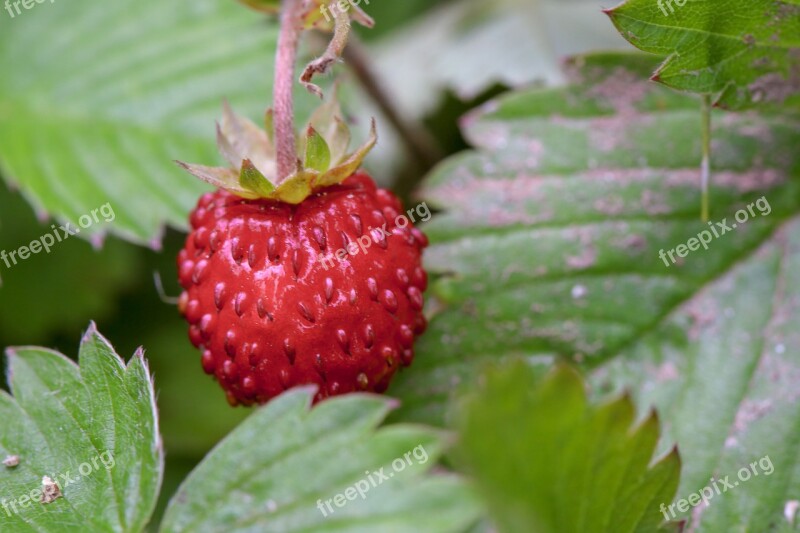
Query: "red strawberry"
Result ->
[[176, 103, 428, 405]]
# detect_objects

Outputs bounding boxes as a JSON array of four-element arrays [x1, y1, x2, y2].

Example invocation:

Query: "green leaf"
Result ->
[[387, 52, 800, 426], [304, 126, 332, 173], [0, 0, 320, 246], [160, 388, 481, 532], [590, 216, 800, 530], [0, 324, 163, 532], [456, 362, 681, 533], [605, 0, 800, 109]]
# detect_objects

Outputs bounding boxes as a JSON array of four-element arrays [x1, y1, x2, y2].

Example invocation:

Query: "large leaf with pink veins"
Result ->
[[387, 52, 800, 530]]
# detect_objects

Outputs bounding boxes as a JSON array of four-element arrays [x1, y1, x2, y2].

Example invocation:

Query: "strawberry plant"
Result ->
[[0, 0, 798, 532]]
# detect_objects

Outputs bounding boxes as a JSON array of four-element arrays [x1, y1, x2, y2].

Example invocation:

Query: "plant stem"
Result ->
[[301, 7, 351, 99], [700, 95, 712, 222], [274, 0, 304, 183]]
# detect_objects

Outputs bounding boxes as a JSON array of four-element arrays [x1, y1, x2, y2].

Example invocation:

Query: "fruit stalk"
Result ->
[[274, 0, 304, 183]]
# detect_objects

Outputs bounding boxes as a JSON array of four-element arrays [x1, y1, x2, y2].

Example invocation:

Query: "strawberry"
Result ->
[[176, 102, 428, 405]]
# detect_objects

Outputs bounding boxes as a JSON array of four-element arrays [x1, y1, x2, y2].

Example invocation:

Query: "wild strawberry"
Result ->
[[176, 102, 428, 405]]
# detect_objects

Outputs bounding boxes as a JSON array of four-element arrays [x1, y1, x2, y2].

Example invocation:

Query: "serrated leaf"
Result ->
[[387, 52, 800, 430], [590, 218, 800, 530], [160, 388, 481, 532], [128, 307, 251, 458], [381, 51, 800, 531], [0, 324, 163, 532], [606, 0, 800, 109], [456, 362, 680, 533], [0, 0, 319, 246]]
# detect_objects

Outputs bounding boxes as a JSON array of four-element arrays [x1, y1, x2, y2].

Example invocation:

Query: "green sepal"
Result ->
[[239, 159, 275, 197], [175, 161, 259, 200], [269, 171, 315, 205], [304, 126, 332, 173], [314, 118, 376, 188]]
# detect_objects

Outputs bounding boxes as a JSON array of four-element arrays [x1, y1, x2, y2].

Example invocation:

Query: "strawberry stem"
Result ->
[[274, 0, 304, 183]]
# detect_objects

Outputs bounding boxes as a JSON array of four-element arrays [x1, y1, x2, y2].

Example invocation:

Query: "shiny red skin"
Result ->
[[177, 173, 428, 406]]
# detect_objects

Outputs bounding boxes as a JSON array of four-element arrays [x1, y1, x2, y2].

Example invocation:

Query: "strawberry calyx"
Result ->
[[177, 98, 377, 204]]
